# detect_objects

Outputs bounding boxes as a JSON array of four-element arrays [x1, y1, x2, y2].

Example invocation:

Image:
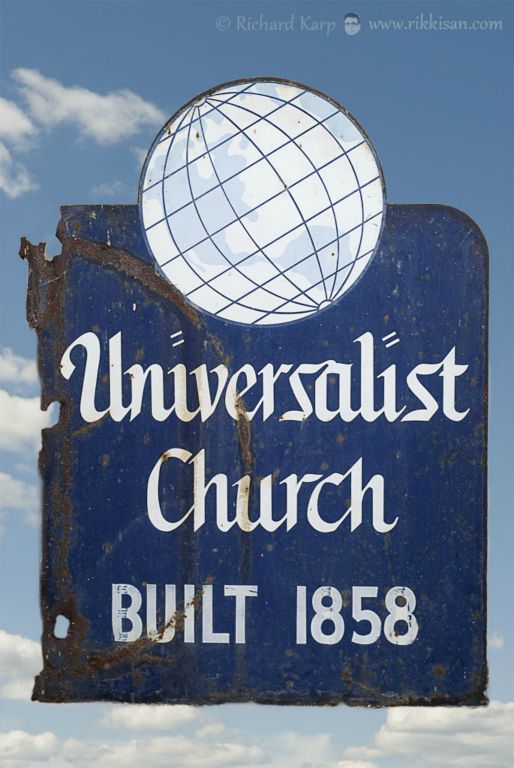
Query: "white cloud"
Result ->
[[1, 70, 164, 198], [343, 701, 514, 768], [0, 629, 41, 701], [13, 68, 165, 146], [0, 677, 37, 700], [0, 97, 38, 197], [0, 630, 40, 676], [0, 97, 37, 148], [92, 735, 267, 768], [2, 680, 512, 768], [0, 731, 58, 766], [0, 348, 38, 388], [0, 388, 58, 453], [101, 704, 199, 730], [264, 730, 334, 768], [0, 730, 268, 768], [489, 631, 505, 650], [0, 141, 38, 199]]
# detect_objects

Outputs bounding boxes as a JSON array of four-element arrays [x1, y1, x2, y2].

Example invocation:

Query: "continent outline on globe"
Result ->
[[138, 76, 386, 327]]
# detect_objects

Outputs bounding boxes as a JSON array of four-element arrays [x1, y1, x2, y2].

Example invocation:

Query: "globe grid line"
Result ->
[[154, 147, 374, 276], [252, 245, 377, 323], [153, 98, 374, 278], [182, 95, 328, 303], [204, 91, 366, 300], [146, 112, 358, 230], [154, 81, 257, 148], [208, 216, 381, 323], [182, 208, 381, 322], [148, 136, 364, 240], [212, 87, 377, 305], [195, 105, 317, 311], [320, 109, 366, 303], [181, 191, 378, 309], [176, 106, 315, 314], [205, 93, 339, 301], [209, 87, 363, 300], [145, 102, 341, 219], [157, 102, 201, 307], [145, 85, 307, 193], [202, 96, 331, 303], [217, 210, 382, 319], [141, 79, 385, 326], [173, 189, 381, 320], [174, 177, 380, 291]]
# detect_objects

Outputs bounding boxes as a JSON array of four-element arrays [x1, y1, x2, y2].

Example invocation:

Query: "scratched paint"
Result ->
[[22, 202, 487, 706]]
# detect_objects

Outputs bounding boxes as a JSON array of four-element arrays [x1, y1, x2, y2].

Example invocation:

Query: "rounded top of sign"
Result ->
[[138, 77, 386, 326]]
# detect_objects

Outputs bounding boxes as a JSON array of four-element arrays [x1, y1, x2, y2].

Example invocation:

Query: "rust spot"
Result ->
[[235, 398, 254, 475]]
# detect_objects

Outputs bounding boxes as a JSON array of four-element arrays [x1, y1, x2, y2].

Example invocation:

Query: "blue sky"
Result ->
[[0, 1, 513, 766]]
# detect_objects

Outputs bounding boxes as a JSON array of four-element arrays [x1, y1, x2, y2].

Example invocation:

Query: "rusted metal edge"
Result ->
[[20, 215, 258, 703]]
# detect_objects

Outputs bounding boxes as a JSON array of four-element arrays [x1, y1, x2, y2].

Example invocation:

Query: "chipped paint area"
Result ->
[[21, 203, 487, 706]]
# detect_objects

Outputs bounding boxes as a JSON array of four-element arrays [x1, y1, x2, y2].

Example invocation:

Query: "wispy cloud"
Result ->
[[13, 68, 165, 146], [0, 97, 37, 149], [0, 69, 164, 198], [89, 180, 130, 199], [0, 96, 39, 198], [0, 141, 38, 199], [0, 729, 268, 768]]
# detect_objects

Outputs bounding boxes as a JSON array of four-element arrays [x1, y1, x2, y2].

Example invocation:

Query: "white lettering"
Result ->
[[147, 449, 394, 535], [60, 330, 471, 425]]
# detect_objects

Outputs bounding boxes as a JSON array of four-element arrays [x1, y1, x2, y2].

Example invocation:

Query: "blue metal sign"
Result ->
[[23, 79, 487, 706]]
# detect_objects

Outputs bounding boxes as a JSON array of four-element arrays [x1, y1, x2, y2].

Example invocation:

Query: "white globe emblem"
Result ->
[[139, 79, 385, 326]]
